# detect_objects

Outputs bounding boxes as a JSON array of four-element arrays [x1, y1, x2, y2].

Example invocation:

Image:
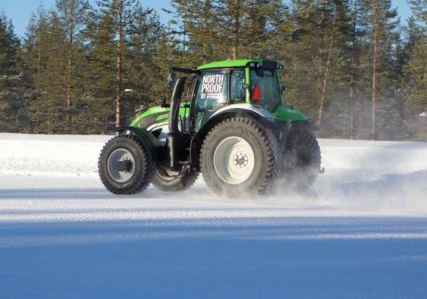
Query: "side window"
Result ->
[[230, 69, 245, 103]]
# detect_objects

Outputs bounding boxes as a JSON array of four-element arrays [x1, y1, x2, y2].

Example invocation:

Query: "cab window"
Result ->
[[192, 69, 247, 131], [250, 69, 281, 112], [193, 70, 228, 130], [196, 71, 228, 105], [230, 69, 245, 103]]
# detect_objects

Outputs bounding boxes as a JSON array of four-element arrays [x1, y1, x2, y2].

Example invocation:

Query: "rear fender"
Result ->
[[190, 104, 282, 171], [197, 103, 286, 140], [211, 103, 276, 122], [274, 104, 319, 131]]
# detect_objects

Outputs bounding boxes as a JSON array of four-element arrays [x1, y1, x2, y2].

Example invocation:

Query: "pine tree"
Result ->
[[232, 0, 287, 58], [172, 0, 287, 64], [0, 14, 22, 132], [347, 0, 369, 139], [361, 0, 400, 140], [405, 41, 427, 112], [405, 0, 427, 113], [21, 7, 54, 133], [22, 6, 75, 134], [84, 0, 164, 131], [54, 0, 91, 132], [171, 0, 223, 64], [122, 5, 164, 118], [277, 0, 353, 137], [314, 0, 351, 130]]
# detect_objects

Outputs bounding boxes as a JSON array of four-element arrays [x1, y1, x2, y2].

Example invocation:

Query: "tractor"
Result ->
[[98, 59, 322, 197]]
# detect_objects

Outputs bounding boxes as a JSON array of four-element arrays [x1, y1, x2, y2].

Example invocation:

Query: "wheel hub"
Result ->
[[116, 160, 133, 172], [233, 152, 249, 168], [107, 148, 135, 183], [213, 136, 255, 185]]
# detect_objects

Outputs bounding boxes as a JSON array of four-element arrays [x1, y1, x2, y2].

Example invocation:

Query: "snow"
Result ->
[[1, 133, 427, 298]]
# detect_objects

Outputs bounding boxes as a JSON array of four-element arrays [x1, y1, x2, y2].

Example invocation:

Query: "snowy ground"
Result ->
[[1, 133, 427, 298]]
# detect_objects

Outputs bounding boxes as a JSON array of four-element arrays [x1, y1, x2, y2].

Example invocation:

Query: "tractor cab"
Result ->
[[191, 59, 285, 131], [155, 59, 297, 137]]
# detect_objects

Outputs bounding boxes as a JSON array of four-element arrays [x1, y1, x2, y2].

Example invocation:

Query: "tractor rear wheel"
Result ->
[[98, 135, 154, 195], [283, 129, 321, 190], [200, 117, 280, 197]]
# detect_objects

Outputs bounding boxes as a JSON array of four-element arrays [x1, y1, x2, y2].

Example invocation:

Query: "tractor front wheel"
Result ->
[[98, 135, 154, 195]]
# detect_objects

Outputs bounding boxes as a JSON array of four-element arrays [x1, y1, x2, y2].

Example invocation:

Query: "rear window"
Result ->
[[250, 69, 281, 112]]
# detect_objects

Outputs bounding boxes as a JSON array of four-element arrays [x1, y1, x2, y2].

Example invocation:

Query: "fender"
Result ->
[[116, 126, 162, 161], [273, 104, 319, 131], [212, 103, 277, 122], [190, 104, 282, 171], [196, 104, 280, 141]]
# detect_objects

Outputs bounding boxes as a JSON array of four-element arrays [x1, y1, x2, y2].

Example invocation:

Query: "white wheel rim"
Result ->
[[107, 148, 135, 183], [213, 136, 255, 184]]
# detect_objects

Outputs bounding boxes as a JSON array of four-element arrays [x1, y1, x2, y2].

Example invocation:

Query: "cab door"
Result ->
[[191, 70, 229, 132], [191, 68, 246, 132]]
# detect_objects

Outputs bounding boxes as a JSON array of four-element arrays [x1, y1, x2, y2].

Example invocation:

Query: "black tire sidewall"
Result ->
[[284, 129, 321, 190], [98, 136, 153, 194], [295, 130, 321, 170]]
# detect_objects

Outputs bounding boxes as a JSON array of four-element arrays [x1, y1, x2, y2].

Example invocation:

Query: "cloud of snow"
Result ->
[[271, 139, 427, 216]]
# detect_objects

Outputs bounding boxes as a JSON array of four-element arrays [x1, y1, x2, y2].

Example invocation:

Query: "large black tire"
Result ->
[[98, 135, 154, 195], [200, 117, 280, 197], [152, 167, 199, 192], [283, 128, 321, 190]]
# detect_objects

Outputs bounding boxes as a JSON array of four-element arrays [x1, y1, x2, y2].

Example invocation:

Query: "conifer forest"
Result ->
[[1, 0, 427, 140]]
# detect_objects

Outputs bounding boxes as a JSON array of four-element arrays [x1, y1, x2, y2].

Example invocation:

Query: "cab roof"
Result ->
[[197, 59, 283, 70]]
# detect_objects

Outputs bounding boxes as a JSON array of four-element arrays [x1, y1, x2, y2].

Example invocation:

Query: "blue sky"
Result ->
[[1, 0, 413, 39], [0, 0, 173, 38]]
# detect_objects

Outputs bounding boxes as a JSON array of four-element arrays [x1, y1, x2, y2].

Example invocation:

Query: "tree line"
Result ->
[[1, 0, 427, 140]]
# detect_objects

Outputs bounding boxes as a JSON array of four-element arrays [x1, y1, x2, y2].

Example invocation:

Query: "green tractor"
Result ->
[[98, 59, 322, 197]]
